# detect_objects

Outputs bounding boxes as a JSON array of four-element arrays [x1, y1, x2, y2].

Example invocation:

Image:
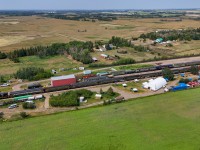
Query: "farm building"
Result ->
[[143, 77, 167, 91], [155, 38, 163, 43], [51, 75, 76, 87]]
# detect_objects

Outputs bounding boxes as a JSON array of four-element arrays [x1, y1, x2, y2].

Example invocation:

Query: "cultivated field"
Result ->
[[0, 88, 200, 150], [0, 16, 200, 52]]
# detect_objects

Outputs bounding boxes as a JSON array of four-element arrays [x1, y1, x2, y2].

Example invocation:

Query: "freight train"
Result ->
[[0, 64, 193, 100], [110, 60, 200, 76]]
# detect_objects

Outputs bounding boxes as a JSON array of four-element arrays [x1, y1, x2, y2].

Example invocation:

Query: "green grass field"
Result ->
[[0, 88, 200, 150], [0, 55, 82, 75]]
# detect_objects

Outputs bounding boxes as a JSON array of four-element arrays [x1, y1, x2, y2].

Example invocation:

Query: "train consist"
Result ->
[[0, 61, 200, 100]]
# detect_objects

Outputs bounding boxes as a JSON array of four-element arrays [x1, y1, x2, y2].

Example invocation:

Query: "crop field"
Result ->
[[0, 88, 200, 150], [0, 16, 200, 52]]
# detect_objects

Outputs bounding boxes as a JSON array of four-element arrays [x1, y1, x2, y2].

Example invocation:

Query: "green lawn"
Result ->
[[0, 88, 200, 150]]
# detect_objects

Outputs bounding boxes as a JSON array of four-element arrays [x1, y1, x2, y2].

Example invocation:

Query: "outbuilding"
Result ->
[[95, 94, 102, 99], [51, 74, 76, 87]]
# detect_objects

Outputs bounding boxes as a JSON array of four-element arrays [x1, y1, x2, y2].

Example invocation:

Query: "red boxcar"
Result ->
[[51, 75, 76, 87]]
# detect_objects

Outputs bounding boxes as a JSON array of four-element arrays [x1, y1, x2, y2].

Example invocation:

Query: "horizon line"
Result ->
[[0, 8, 200, 11]]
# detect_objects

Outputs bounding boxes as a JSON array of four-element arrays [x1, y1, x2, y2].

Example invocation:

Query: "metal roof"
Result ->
[[51, 74, 75, 81]]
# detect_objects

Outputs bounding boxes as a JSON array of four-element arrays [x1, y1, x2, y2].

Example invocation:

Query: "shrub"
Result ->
[[190, 65, 199, 75], [0, 112, 4, 119], [0, 51, 7, 59], [162, 68, 174, 81], [22, 102, 36, 109], [20, 112, 29, 118], [106, 87, 115, 96], [50, 89, 93, 107], [179, 78, 190, 84]]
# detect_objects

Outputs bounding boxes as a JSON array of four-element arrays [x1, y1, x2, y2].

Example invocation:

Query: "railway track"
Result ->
[[0, 65, 192, 101]]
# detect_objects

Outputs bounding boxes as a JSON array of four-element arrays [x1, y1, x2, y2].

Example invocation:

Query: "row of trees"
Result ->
[[140, 28, 200, 41], [108, 36, 132, 48], [89, 58, 136, 68], [6, 41, 94, 64], [14, 67, 52, 81], [50, 89, 93, 107], [45, 14, 117, 22]]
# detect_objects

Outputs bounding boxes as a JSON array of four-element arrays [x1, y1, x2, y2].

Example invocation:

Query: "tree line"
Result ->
[[140, 28, 200, 41], [6, 41, 94, 64], [14, 67, 52, 81]]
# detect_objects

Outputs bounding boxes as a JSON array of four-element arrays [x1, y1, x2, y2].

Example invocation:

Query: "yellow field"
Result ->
[[0, 16, 199, 52]]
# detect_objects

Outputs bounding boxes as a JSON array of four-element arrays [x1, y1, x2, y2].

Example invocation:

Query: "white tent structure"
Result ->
[[143, 77, 167, 91]]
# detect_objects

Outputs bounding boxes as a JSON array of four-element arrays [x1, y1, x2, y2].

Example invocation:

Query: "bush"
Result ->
[[190, 65, 199, 75], [0, 112, 4, 119], [22, 102, 36, 109], [50, 89, 93, 107], [179, 78, 190, 84], [20, 112, 29, 118], [162, 68, 174, 81], [106, 87, 115, 96], [0, 51, 7, 59]]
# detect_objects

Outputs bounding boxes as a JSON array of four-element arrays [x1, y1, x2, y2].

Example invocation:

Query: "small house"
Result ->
[[155, 38, 163, 43]]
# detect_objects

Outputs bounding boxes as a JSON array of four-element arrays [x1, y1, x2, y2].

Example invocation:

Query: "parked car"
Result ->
[[0, 83, 10, 87], [8, 104, 18, 109]]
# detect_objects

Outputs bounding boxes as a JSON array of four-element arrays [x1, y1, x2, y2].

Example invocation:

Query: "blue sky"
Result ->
[[0, 0, 199, 10]]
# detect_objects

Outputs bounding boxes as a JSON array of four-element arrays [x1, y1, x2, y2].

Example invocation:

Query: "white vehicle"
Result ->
[[122, 83, 127, 87], [8, 104, 18, 109], [0, 83, 10, 87], [26, 101, 34, 104], [35, 95, 44, 99], [28, 96, 35, 100]]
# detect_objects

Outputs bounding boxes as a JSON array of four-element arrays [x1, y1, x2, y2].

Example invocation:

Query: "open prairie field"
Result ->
[[0, 55, 82, 75], [0, 88, 200, 150], [0, 16, 200, 52]]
